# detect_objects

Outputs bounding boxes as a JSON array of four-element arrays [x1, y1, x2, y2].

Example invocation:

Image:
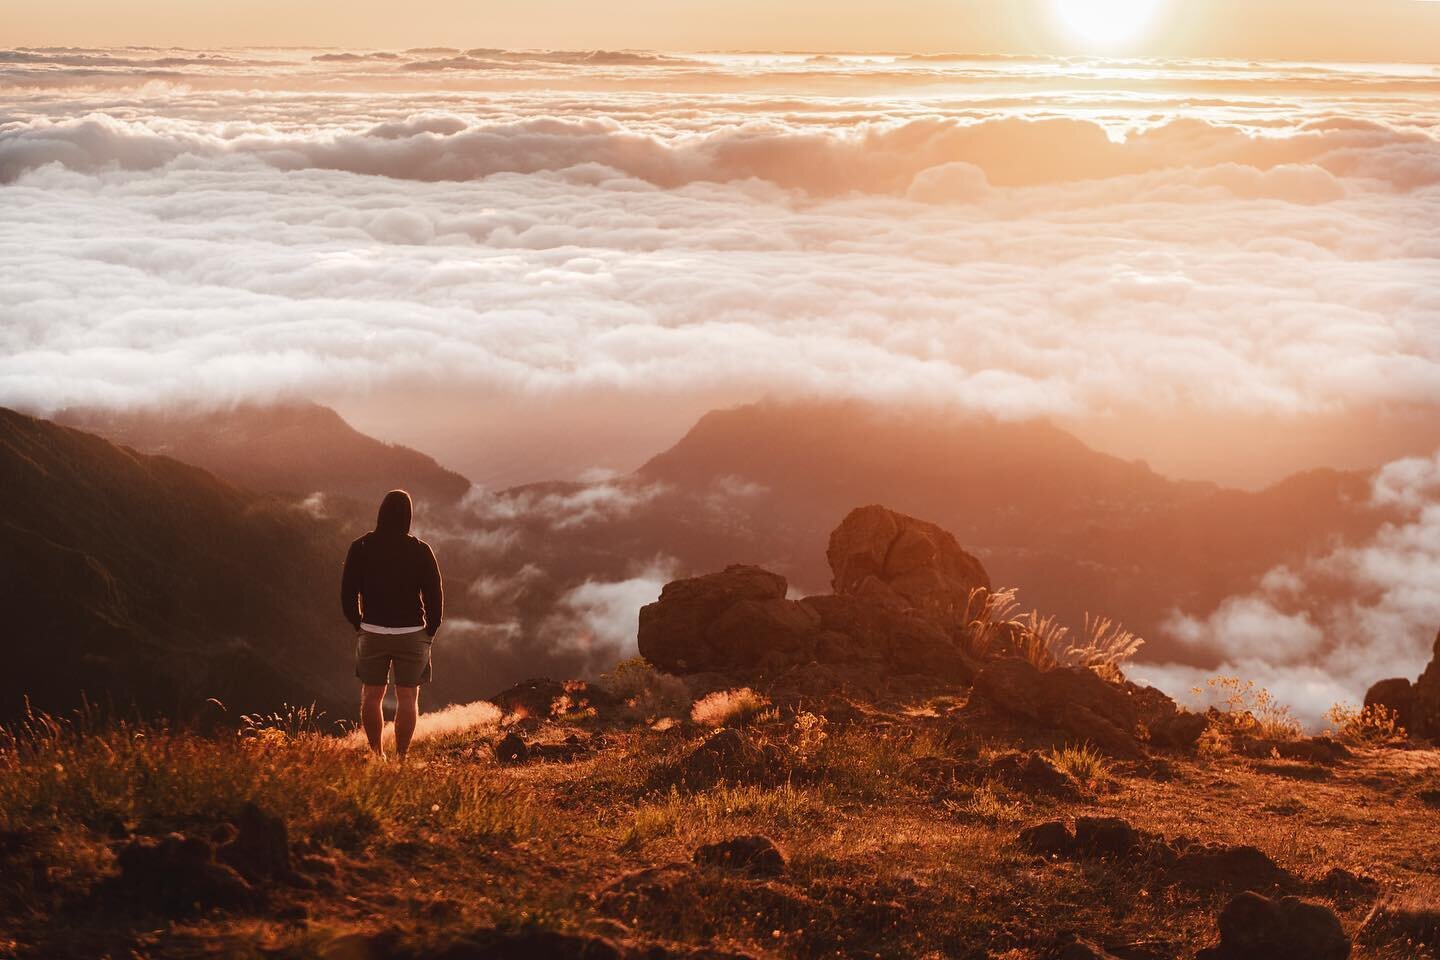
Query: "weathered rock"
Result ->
[[1366, 627, 1440, 741], [803, 593, 975, 680], [1196, 892, 1350, 960], [495, 732, 530, 765], [1166, 843, 1292, 892], [1411, 629, 1440, 741], [1358, 884, 1440, 951], [826, 505, 990, 622], [1234, 737, 1350, 764], [1073, 817, 1141, 859], [1125, 683, 1208, 751], [987, 752, 1081, 799], [218, 802, 291, 883], [638, 565, 819, 674], [1018, 821, 1074, 857], [693, 835, 786, 876], [639, 548, 981, 679], [1364, 677, 1415, 731], [969, 657, 1144, 759], [116, 833, 255, 913], [490, 678, 620, 721]]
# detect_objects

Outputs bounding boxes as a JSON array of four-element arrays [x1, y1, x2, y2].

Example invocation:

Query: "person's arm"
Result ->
[[340, 540, 363, 630], [419, 540, 443, 637]]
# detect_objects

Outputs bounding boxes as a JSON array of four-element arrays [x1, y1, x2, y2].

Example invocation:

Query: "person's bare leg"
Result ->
[[394, 686, 420, 760], [361, 683, 387, 756]]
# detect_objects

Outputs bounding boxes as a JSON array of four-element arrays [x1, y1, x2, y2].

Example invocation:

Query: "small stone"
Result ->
[[693, 835, 786, 876], [495, 732, 530, 765], [1018, 821, 1074, 858]]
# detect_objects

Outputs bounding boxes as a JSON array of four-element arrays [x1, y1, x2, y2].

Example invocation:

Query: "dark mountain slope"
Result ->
[[55, 402, 470, 505], [0, 408, 356, 720]]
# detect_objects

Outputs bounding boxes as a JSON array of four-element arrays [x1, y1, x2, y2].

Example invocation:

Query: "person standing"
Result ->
[[340, 489, 443, 760]]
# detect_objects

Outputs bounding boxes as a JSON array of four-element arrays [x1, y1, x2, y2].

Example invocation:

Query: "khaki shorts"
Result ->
[[355, 629, 433, 687]]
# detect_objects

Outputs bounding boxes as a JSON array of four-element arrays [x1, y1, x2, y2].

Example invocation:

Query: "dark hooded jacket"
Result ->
[[340, 490, 443, 635]]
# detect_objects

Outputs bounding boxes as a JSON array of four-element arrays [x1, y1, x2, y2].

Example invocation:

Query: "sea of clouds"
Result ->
[[3, 47, 1439, 716]]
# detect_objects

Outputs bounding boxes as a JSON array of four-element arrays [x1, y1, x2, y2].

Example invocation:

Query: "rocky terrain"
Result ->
[[2, 504, 1437, 960]]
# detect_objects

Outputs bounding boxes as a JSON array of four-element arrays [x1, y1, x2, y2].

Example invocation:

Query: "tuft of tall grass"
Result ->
[[1010, 610, 1144, 678], [959, 587, 1024, 659], [1045, 743, 1111, 792], [690, 688, 771, 729]]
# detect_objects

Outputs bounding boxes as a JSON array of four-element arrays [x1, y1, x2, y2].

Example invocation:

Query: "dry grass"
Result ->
[[599, 657, 692, 722], [690, 688, 771, 728], [959, 586, 1023, 658], [1196, 675, 1305, 744], [1326, 702, 1407, 746], [1046, 742, 1112, 791], [2, 693, 1438, 960]]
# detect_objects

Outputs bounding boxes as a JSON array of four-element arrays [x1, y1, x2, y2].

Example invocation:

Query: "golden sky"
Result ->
[[8, 0, 1440, 60]]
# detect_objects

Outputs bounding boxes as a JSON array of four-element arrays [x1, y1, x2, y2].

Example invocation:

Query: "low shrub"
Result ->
[[691, 688, 771, 728], [1325, 701, 1406, 746], [599, 657, 692, 722]]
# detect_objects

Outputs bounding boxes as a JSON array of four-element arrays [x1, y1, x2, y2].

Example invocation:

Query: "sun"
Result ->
[[1052, 0, 1166, 48]]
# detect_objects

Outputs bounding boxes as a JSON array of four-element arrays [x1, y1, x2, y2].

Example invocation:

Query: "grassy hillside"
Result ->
[[2, 670, 1435, 959], [0, 407, 355, 720]]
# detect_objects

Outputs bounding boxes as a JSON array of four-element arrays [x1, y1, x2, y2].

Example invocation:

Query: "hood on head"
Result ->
[[375, 489, 413, 537]]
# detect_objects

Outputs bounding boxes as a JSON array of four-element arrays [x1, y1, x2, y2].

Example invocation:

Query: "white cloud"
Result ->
[[543, 560, 676, 660], [0, 47, 1437, 483], [1142, 449, 1440, 726]]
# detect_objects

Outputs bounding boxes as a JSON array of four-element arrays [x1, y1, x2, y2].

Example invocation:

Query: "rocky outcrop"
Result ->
[[968, 657, 1144, 759], [638, 566, 819, 674], [827, 505, 990, 622], [638, 508, 987, 678], [967, 657, 1205, 758], [1365, 628, 1440, 741], [1016, 818, 1295, 896], [1196, 892, 1350, 960], [803, 593, 977, 678]]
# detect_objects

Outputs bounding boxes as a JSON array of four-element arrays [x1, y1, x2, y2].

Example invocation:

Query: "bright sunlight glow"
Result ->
[[1052, 0, 1166, 47]]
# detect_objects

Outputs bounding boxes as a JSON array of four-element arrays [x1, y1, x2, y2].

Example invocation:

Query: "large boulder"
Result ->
[[1196, 892, 1350, 960], [968, 657, 1144, 759], [827, 505, 991, 622], [1363, 677, 1414, 731], [803, 593, 976, 680], [640, 574, 979, 681], [638, 566, 819, 674], [1366, 628, 1440, 741]]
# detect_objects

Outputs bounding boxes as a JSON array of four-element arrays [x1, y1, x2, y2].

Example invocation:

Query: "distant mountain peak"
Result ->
[[54, 400, 471, 505]]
